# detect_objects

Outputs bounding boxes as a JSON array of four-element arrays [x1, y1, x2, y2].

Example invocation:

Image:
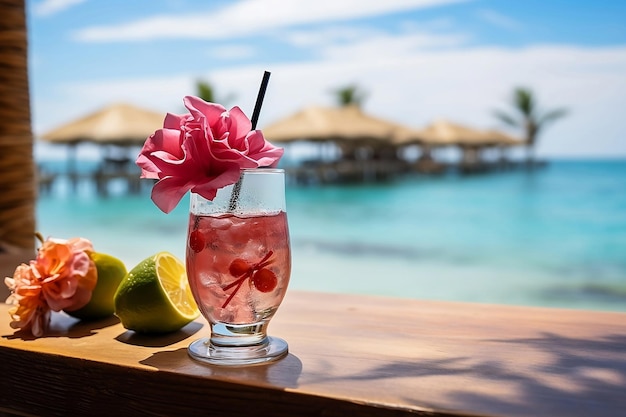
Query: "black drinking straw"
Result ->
[[228, 71, 272, 211], [251, 71, 271, 129]]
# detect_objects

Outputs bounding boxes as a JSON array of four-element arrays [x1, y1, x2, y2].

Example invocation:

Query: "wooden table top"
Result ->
[[1, 291, 625, 417]]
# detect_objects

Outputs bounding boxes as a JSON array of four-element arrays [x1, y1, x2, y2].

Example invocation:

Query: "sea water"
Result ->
[[35, 160, 626, 312]]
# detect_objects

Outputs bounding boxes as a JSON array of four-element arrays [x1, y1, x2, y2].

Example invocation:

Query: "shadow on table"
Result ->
[[442, 332, 626, 417], [115, 321, 204, 347], [139, 347, 303, 389], [302, 332, 626, 416], [2, 313, 121, 340]]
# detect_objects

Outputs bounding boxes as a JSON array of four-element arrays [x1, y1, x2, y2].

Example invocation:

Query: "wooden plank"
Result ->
[[1, 291, 625, 417]]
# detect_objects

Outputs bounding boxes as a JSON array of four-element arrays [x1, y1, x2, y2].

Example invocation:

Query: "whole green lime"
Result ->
[[113, 252, 199, 333], [65, 252, 127, 321]]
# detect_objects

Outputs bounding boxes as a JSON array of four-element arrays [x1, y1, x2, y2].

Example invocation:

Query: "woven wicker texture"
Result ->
[[0, 0, 36, 252]]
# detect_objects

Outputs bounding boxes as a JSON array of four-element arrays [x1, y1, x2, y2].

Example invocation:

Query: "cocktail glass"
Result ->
[[186, 168, 290, 366]]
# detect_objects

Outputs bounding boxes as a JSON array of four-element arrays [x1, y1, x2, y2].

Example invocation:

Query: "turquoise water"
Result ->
[[36, 160, 626, 312]]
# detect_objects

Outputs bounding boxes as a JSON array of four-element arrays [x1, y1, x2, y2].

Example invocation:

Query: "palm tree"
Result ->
[[494, 87, 567, 164], [332, 84, 368, 108], [0, 0, 37, 294], [195, 79, 235, 105], [196, 79, 216, 102]]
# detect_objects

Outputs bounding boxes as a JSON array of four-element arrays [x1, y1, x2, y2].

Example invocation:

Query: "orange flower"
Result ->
[[4, 237, 97, 337], [5, 264, 49, 337]]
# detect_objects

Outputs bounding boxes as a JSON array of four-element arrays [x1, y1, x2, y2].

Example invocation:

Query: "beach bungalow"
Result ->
[[395, 119, 525, 174], [262, 105, 412, 184], [39, 102, 164, 194]]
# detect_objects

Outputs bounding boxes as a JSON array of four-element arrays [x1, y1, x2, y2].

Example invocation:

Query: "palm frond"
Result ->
[[538, 108, 568, 125], [196, 80, 216, 103], [495, 86, 567, 159], [493, 110, 519, 127], [514, 87, 535, 116], [332, 84, 367, 107]]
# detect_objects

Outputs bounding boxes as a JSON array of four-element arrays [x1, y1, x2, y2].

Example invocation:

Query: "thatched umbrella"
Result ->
[[396, 119, 524, 147], [481, 129, 525, 147], [393, 119, 524, 173], [41, 102, 165, 146], [262, 105, 410, 159], [0, 0, 37, 297], [40, 102, 165, 175], [262, 105, 415, 182]]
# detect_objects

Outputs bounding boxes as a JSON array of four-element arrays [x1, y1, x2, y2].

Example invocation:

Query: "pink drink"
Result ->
[[186, 211, 291, 325]]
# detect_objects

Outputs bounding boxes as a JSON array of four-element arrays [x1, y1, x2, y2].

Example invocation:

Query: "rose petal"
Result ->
[[190, 168, 243, 202], [151, 176, 195, 213], [68, 237, 94, 254], [43, 277, 78, 311], [162, 112, 187, 130], [223, 106, 253, 149], [183, 96, 227, 126], [136, 127, 186, 178], [30, 308, 51, 338]]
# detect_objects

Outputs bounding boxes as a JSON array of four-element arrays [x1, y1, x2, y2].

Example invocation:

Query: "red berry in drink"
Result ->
[[229, 258, 251, 277], [251, 268, 277, 293], [189, 230, 205, 253]]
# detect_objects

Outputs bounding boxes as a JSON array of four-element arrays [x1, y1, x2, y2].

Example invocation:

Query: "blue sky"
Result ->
[[27, 0, 626, 157]]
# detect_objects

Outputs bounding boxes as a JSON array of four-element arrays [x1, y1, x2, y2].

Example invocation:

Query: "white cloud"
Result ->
[[209, 44, 257, 60], [476, 9, 522, 31], [283, 26, 468, 54], [33, 0, 86, 17], [318, 32, 469, 59], [32, 40, 626, 158], [34, 74, 195, 133], [72, 0, 469, 42], [284, 27, 380, 48], [400, 17, 456, 32]]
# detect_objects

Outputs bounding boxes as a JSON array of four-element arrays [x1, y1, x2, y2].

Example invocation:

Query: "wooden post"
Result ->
[[0, 0, 37, 297]]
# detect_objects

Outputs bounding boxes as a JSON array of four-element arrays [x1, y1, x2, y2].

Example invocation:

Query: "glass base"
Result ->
[[188, 336, 288, 366]]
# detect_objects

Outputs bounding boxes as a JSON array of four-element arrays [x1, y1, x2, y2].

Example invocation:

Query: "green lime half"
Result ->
[[114, 252, 199, 333]]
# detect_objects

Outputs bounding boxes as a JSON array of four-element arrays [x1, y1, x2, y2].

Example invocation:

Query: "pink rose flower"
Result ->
[[136, 96, 284, 213], [4, 237, 97, 337]]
